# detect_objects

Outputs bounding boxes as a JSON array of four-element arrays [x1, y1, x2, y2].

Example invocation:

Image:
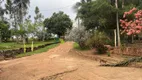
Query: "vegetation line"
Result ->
[[16, 43, 59, 58]]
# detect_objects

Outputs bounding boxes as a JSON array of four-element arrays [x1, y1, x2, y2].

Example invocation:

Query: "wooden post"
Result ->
[[24, 41, 26, 53], [31, 41, 34, 52]]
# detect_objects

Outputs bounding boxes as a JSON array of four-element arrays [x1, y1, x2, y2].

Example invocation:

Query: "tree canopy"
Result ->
[[44, 11, 72, 37]]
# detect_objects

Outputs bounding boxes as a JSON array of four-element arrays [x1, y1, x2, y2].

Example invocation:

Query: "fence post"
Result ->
[[24, 42, 26, 53], [31, 41, 34, 52]]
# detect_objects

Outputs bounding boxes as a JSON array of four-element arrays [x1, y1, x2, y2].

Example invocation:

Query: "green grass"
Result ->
[[16, 43, 59, 58], [0, 40, 56, 50], [73, 42, 90, 50]]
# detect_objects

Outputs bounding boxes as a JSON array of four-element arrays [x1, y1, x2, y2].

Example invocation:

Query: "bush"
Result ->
[[86, 30, 109, 54]]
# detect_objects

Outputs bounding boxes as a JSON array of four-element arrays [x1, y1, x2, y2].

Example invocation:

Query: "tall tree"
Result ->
[[12, 0, 30, 43], [73, 0, 92, 27], [13, 0, 30, 24], [34, 6, 45, 41], [0, 0, 5, 20]]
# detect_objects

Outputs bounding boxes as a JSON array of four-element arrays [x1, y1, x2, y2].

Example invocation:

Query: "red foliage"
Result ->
[[120, 8, 142, 35]]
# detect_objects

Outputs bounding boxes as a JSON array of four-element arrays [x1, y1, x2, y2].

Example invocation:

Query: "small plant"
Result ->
[[73, 42, 89, 50], [120, 44, 126, 52], [107, 52, 111, 57]]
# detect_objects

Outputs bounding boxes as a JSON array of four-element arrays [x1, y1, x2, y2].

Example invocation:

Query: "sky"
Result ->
[[28, 0, 80, 22]]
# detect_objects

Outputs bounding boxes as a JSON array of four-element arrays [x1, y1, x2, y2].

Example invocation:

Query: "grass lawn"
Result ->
[[16, 43, 59, 58], [0, 40, 56, 50]]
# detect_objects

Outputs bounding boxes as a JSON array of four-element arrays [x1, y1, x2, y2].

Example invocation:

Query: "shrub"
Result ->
[[107, 52, 111, 57], [86, 30, 109, 54], [95, 44, 108, 54]]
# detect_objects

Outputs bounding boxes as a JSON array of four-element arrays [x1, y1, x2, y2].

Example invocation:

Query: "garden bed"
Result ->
[[111, 47, 142, 56], [70, 49, 142, 68]]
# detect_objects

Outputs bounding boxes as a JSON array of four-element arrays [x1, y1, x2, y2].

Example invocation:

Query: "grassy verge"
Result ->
[[0, 40, 55, 50], [16, 43, 59, 58], [59, 39, 65, 44]]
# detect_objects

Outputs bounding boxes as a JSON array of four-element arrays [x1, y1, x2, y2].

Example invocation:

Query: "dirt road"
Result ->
[[0, 42, 142, 80]]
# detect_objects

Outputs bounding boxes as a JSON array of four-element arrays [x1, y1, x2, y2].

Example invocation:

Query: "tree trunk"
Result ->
[[0, 30, 2, 43], [42, 32, 45, 41], [115, 0, 121, 47], [78, 18, 80, 28], [114, 29, 117, 47], [131, 35, 134, 44]]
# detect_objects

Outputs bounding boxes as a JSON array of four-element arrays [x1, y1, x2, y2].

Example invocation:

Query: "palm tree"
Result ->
[[73, 0, 92, 27], [13, 0, 30, 24], [0, 0, 4, 20], [13, 0, 30, 43]]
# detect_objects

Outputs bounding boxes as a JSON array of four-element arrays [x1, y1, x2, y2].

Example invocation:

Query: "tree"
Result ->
[[34, 6, 45, 41], [3, 0, 31, 43], [0, 0, 5, 20], [5, 0, 13, 18], [73, 0, 92, 27], [13, 0, 30, 24], [44, 11, 72, 37], [120, 8, 142, 35], [73, 0, 142, 46]]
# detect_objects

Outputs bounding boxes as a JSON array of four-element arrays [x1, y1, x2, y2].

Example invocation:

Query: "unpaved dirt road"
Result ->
[[0, 42, 142, 80]]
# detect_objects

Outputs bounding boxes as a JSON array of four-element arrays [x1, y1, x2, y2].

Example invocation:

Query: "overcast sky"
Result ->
[[28, 0, 80, 21]]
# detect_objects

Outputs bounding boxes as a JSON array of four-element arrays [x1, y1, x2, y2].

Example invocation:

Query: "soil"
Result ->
[[0, 42, 142, 80]]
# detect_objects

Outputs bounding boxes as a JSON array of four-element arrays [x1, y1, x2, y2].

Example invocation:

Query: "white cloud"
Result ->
[[28, 0, 80, 21]]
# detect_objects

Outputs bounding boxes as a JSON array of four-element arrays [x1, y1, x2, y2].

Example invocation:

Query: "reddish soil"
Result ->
[[0, 42, 142, 80]]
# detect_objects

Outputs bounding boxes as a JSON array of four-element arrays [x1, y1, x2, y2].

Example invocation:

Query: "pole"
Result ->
[[114, 29, 117, 47], [115, 0, 121, 47]]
